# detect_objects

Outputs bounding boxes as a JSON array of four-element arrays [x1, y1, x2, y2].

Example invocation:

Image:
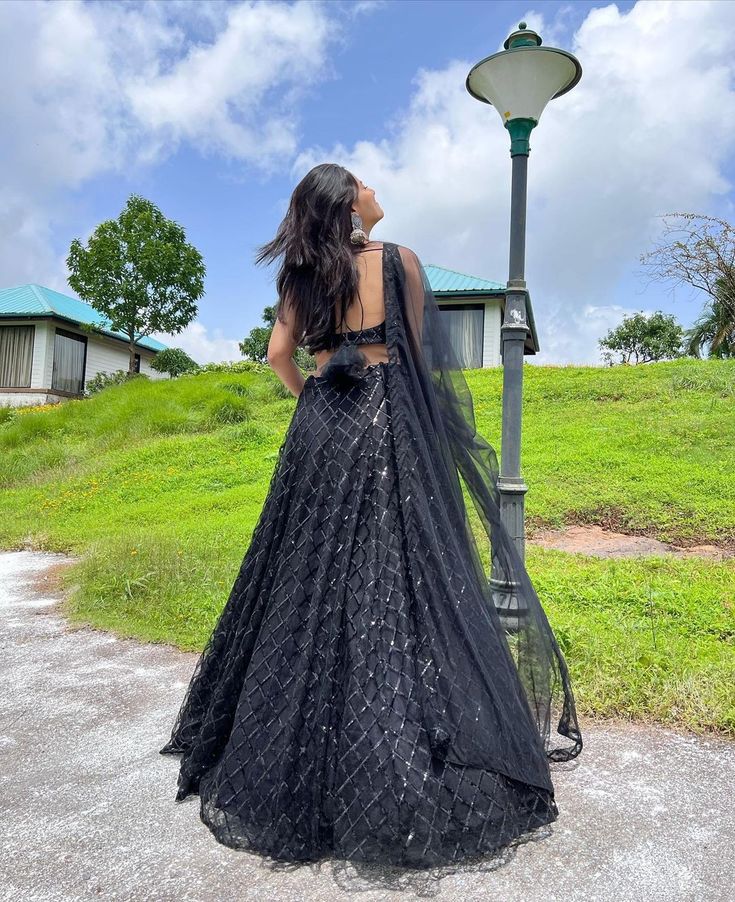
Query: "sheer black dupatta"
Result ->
[[383, 241, 583, 771]]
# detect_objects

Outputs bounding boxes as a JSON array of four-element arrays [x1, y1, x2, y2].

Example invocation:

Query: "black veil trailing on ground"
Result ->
[[386, 241, 582, 769]]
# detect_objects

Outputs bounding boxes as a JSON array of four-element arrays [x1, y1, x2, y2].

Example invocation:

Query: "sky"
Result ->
[[2, 0, 735, 366]]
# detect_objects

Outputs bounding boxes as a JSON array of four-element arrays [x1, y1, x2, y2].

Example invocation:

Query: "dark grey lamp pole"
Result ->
[[466, 22, 581, 625]]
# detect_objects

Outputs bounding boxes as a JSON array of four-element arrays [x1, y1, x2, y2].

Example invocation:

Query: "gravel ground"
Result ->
[[2, 548, 733, 902]]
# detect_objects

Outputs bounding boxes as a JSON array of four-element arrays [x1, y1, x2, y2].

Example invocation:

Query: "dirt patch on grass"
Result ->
[[528, 524, 734, 560], [24, 553, 82, 614]]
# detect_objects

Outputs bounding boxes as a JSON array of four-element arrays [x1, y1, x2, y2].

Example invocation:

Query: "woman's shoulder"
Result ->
[[395, 243, 421, 269], [379, 239, 412, 251], [355, 239, 421, 267]]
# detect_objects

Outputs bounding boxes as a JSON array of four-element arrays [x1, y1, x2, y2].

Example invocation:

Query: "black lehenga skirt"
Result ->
[[160, 358, 561, 877]]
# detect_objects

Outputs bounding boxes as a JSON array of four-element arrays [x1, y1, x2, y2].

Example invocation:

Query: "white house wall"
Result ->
[[42, 320, 56, 387], [83, 329, 165, 382], [29, 320, 47, 388], [483, 300, 502, 368], [0, 319, 49, 389], [138, 353, 162, 377]]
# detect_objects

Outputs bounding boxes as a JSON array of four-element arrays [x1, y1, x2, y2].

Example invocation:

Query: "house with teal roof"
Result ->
[[425, 264, 539, 368], [0, 284, 169, 407]]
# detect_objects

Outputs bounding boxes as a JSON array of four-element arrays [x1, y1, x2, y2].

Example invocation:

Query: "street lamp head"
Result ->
[[466, 22, 582, 155]]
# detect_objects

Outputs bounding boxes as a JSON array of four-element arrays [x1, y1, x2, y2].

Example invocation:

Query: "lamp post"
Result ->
[[466, 22, 581, 625]]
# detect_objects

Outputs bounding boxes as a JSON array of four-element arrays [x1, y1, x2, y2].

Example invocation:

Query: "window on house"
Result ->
[[133, 353, 141, 373], [438, 304, 484, 369], [52, 328, 86, 394], [0, 324, 35, 387]]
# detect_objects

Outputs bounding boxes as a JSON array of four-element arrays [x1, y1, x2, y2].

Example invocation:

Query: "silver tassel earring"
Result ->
[[350, 211, 369, 246]]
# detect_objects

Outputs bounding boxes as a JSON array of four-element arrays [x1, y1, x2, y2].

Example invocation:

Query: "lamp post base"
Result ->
[[497, 474, 529, 562]]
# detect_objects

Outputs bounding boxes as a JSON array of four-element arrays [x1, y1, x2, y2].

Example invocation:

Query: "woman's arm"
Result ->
[[267, 296, 306, 398]]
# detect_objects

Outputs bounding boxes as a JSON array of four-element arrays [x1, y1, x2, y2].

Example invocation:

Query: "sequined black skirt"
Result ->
[[160, 359, 559, 872]]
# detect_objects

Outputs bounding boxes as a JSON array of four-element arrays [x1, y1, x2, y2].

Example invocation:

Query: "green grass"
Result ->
[[1, 358, 733, 736], [464, 357, 735, 547]]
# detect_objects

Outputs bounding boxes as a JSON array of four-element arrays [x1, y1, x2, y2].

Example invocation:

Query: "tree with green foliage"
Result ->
[[599, 311, 684, 365], [684, 275, 735, 359], [150, 347, 201, 378], [240, 304, 315, 371], [239, 304, 277, 363], [66, 194, 206, 375]]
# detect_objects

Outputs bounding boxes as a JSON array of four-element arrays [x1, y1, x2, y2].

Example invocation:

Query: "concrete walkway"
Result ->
[[1, 549, 733, 901]]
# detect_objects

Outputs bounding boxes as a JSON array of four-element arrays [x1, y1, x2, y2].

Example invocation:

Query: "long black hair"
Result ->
[[254, 163, 364, 354]]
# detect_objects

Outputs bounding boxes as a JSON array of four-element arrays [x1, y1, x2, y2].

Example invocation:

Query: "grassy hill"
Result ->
[[1, 358, 733, 734]]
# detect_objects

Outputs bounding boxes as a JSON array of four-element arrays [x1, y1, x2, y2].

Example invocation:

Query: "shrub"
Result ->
[[150, 348, 200, 377], [85, 370, 150, 396], [193, 360, 270, 376]]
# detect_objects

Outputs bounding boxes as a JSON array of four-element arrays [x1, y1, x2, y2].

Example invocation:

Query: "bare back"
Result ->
[[312, 241, 389, 376]]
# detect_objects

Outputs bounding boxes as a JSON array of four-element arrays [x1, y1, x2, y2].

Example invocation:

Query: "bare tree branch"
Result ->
[[637, 213, 735, 320]]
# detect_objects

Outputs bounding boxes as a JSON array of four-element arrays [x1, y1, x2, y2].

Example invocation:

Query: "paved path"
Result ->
[[2, 549, 733, 901]]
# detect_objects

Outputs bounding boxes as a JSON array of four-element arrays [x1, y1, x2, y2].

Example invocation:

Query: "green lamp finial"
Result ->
[[505, 23, 542, 50]]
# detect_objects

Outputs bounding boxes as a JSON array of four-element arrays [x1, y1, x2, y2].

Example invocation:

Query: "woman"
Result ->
[[160, 163, 583, 881]]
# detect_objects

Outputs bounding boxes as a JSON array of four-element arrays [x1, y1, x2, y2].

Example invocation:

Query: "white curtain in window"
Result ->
[[439, 307, 484, 369], [0, 325, 34, 387], [52, 332, 85, 393]]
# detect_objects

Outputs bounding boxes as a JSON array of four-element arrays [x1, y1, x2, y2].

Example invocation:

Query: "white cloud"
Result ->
[[126, 1, 337, 167], [540, 303, 657, 366], [295, 0, 735, 364], [154, 320, 242, 366], [0, 0, 340, 288], [348, 1, 389, 17]]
